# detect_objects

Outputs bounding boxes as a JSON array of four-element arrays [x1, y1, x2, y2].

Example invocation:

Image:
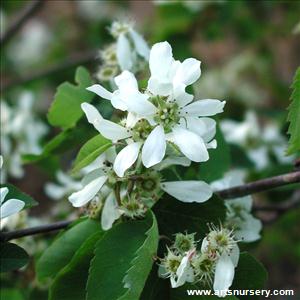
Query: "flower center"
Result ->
[[132, 119, 153, 141], [151, 96, 180, 132]]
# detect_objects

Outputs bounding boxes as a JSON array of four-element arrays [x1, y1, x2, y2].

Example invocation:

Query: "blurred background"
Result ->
[[1, 1, 300, 299]]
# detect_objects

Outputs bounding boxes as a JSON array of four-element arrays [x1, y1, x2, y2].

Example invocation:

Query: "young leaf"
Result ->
[[287, 67, 300, 155], [0, 183, 38, 209], [36, 218, 100, 281], [0, 242, 29, 272], [86, 211, 159, 300], [153, 194, 226, 238], [72, 134, 112, 173], [47, 66, 94, 129], [49, 231, 104, 300]]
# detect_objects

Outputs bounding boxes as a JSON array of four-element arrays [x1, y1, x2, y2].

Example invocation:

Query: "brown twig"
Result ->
[[0, 0, 44, 46], [1, 171, 299, 242], [216, 171, 300, 200], [0, 220, 73, 243], [2, 50, 97, 92]]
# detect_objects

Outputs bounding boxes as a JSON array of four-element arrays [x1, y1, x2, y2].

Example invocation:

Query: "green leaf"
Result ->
[[287, 67, 300, 155], [0, 289, 24, 300], [72, 134, 112, 173], [36, 218, 100, 281], [231, 252, 268, 299], [47, 67, 94, 129], [0, 242, 29, 272], [198, 126, 231, 182], [23, 123, 94, 163], [86, 211, 159, 300], [153, 194, 226, 239], [140, 264, 170, 300], [49, 231, 103, 300], [0, 183, 38, 209]]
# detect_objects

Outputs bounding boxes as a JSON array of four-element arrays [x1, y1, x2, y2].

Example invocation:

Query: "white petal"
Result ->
[[117, 34, 133, 70], [213, 253, 235, 295], [114, 70, 138, 93], [147, 77, 173, 96], [45, 183, 68, 200], [113, 142, 142, 177], [97, 120, 131, 141], [172, 256, 190, 288], [229, 244, 240, 267], [81, 102, 103, 132], [172, 127, 209, 162], [101, 192, 122, 230], [142, 125, 166, 168], [68, 176, 107, 207], [181, 99, 226, 117], [0, 187, 9, 204], [82, 168, 106, 186], [1, 199, 25, 219], [161, 180, 212, 203], [126, 92, 157, 116], [129, 29, 150, 59], [201, 237, 209, 253], [155, 156, 191, 171], [86, 84, 113, 100], [183, 117, 216, 142], [235, 214, 262, 242], [174, 83, 194, 108], [174, 58, 201, 86], [149, 41, 173, 78]]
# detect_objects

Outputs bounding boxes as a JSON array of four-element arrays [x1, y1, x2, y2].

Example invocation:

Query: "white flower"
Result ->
[[0, 187, 25, 219], [109, 21, 150, 71], [1, 93, 48, 182], [211, 170, 262, 242], [170, 249, 196, 288], [85, 42, 225, 174], [220, 111, 294, 170]]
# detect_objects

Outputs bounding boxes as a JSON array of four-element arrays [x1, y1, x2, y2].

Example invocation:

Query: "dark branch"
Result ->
[[0, 0, 44, 46], [1, 171, 299, 242], [2, 50, 97, 92], [216, 170, 300, 200], [0, 220, 73, 243]]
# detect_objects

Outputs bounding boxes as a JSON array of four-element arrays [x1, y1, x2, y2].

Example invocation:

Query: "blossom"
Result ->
[[1, 93, 48, 182], [85, 42, 225, 175], [109, 21, 150, 71], [211, 170, 262, 242], [0, 187, 25, 219], [220, 111, 294, 170], [201, 225, 240, 297]]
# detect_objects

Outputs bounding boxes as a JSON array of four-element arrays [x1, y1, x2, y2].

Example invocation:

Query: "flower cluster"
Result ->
[[220, 111, 294, 170], [1, 92, 48, 183], [96, 21, 149, 82], [159, 226, 240, 297], [68, 41, 225, 230]]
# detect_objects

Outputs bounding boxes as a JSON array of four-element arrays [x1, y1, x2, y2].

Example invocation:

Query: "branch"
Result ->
[[1, 171, 299, 242], [216, 170, 300, 200], [0, 220, 73, 243], [2, 50, 97, 92], [0, 0, 44, 46]]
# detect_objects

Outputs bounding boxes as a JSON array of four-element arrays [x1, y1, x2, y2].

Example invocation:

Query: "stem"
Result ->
[[0, 0, 44, 46], [1, 170, 299, 242], [114, 182, 121, 206], [216, 170, 300, 200], [0, 220, 73, 243]]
